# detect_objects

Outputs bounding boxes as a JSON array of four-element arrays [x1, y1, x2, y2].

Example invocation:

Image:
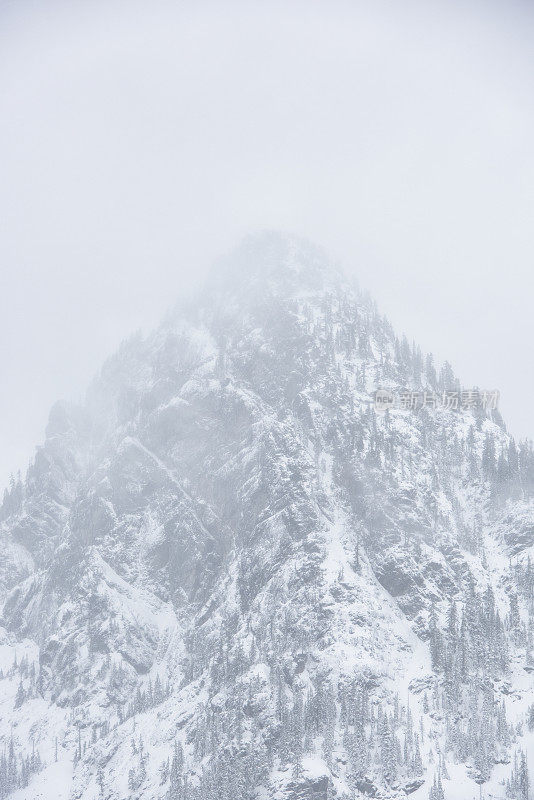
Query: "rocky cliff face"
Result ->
[[1, 232, 533, 800]]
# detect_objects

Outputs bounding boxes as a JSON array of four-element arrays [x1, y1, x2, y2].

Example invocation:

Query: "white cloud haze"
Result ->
[[1, 0, 533, 489]]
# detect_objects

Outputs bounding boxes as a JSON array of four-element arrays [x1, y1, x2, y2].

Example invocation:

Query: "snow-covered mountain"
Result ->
[[1, 232, 534, 800]]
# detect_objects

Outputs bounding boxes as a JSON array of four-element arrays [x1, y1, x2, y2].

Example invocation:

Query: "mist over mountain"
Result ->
[[1, 233, 533, 800]]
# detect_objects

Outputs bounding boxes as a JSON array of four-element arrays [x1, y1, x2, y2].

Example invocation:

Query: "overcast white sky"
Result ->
[[1, 0, 533, 490]]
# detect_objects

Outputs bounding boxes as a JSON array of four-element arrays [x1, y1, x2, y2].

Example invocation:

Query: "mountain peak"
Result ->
[[210, 229, 347, 297], [1, 234, 533, 800]]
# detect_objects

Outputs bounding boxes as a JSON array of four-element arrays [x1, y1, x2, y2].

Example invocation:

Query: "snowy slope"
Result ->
[[1, 232, 534, 800]]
